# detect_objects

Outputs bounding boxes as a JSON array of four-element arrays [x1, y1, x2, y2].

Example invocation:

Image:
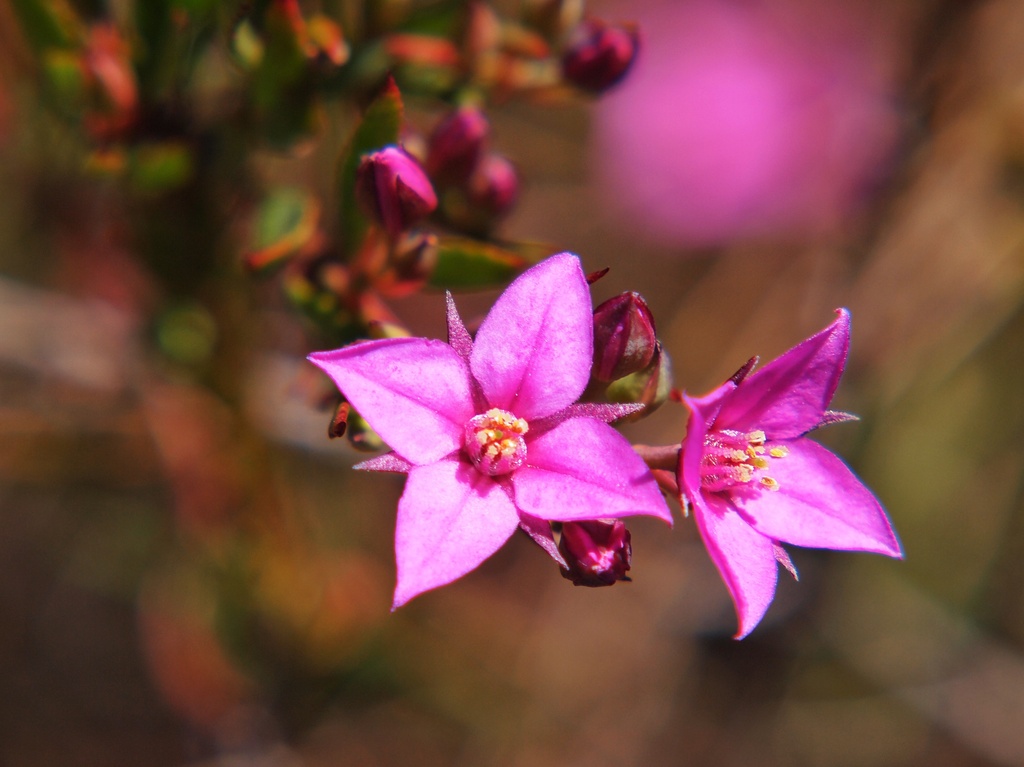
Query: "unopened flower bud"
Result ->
[[426, 107, 490, 184], [356, 146, 438, 239], [559, 519, 632, 587], [440, 154, 519, 235], [471, 153, 520, 217], [605, 342, 673, 414], [561, 19, 639, 93], [466, 154, 519, 222], [328, 399, 350, 439], [592, 291, 657, 382]]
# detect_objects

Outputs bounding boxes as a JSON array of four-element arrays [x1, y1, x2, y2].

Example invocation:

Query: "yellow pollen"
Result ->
[[484, 408, 528, 435], [701, 428, 792, 492], [465, 408, 530, 476]]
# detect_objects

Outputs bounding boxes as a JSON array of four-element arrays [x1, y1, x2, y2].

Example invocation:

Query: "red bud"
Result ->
[[356, 146, 437, 240], [562, 19, 639, 93], [559, 519, 632, 587], [592, 291, 657, 381]]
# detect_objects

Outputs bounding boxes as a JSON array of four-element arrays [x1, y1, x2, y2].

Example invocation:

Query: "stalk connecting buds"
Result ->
[[592, 291, 657, 381], [561, 18, 639, 93], [356, 146, 438, 240], [559, 519, 632, 587]]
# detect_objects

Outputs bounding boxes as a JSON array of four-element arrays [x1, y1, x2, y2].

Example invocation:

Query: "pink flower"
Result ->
[[678, 310, 901, 638], [309, 254, 671, 607]]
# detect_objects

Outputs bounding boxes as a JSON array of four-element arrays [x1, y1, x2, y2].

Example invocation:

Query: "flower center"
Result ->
[[700, 428, 789, 493], [464, 408, 529, 476]]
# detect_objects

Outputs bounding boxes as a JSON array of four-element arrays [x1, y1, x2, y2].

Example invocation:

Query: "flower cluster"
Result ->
[[311, 254, 902, 636]]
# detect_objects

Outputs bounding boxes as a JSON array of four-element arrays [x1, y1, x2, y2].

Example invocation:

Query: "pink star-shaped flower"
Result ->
[[678, 309, 902, 638], [309, 254, 672, 608]]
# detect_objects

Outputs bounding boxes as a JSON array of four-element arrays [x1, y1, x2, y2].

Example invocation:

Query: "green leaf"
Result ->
[[129, 142, 195, 194], [10, 0, 79, 52], [336, 76, 404, 255], [250, 0, 307, 109], [135, 0, 216, 101], [244, 187, 320, 273], [156, 302, 218, 366], [41, 49, 86, 110], [429, 237, 546, 290]]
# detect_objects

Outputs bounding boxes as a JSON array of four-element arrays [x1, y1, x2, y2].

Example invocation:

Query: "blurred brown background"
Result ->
[[3, 0, 1024, 765]]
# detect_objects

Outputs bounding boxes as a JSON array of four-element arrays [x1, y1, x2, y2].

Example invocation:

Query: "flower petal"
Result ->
[[354, 452, 412, 473], [512, 418, 673, 524], [693, 493, 779, 639], [309, 338, 474, 465], [716, 309, 851, 439], [393, 460, 520, 608], [445, 291, 473, 361], [470, 253, 592, 420], [678, 385, 736, 501], [731, 438, 903, 557]]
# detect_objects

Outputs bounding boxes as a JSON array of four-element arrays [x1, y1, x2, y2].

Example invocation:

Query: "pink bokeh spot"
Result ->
[[594, 0, 901, 245]]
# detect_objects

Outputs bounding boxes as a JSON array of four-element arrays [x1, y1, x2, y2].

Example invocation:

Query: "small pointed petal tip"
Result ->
[[354, 452, 413, 473], [728, 356, 759, 386]]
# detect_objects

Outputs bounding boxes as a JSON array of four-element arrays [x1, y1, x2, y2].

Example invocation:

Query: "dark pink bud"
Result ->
[[441, 153, 520, 235], [466, 154, 519, 222], [592, 291, 657, 381], [561, 19, 639, 93], [426, 107, 490, 184], [559, 519, 632, 587], [356, 146, 438, 239]]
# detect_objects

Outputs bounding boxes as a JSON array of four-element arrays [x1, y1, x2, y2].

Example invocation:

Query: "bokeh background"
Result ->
[[3, 0, 1024, 765]]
